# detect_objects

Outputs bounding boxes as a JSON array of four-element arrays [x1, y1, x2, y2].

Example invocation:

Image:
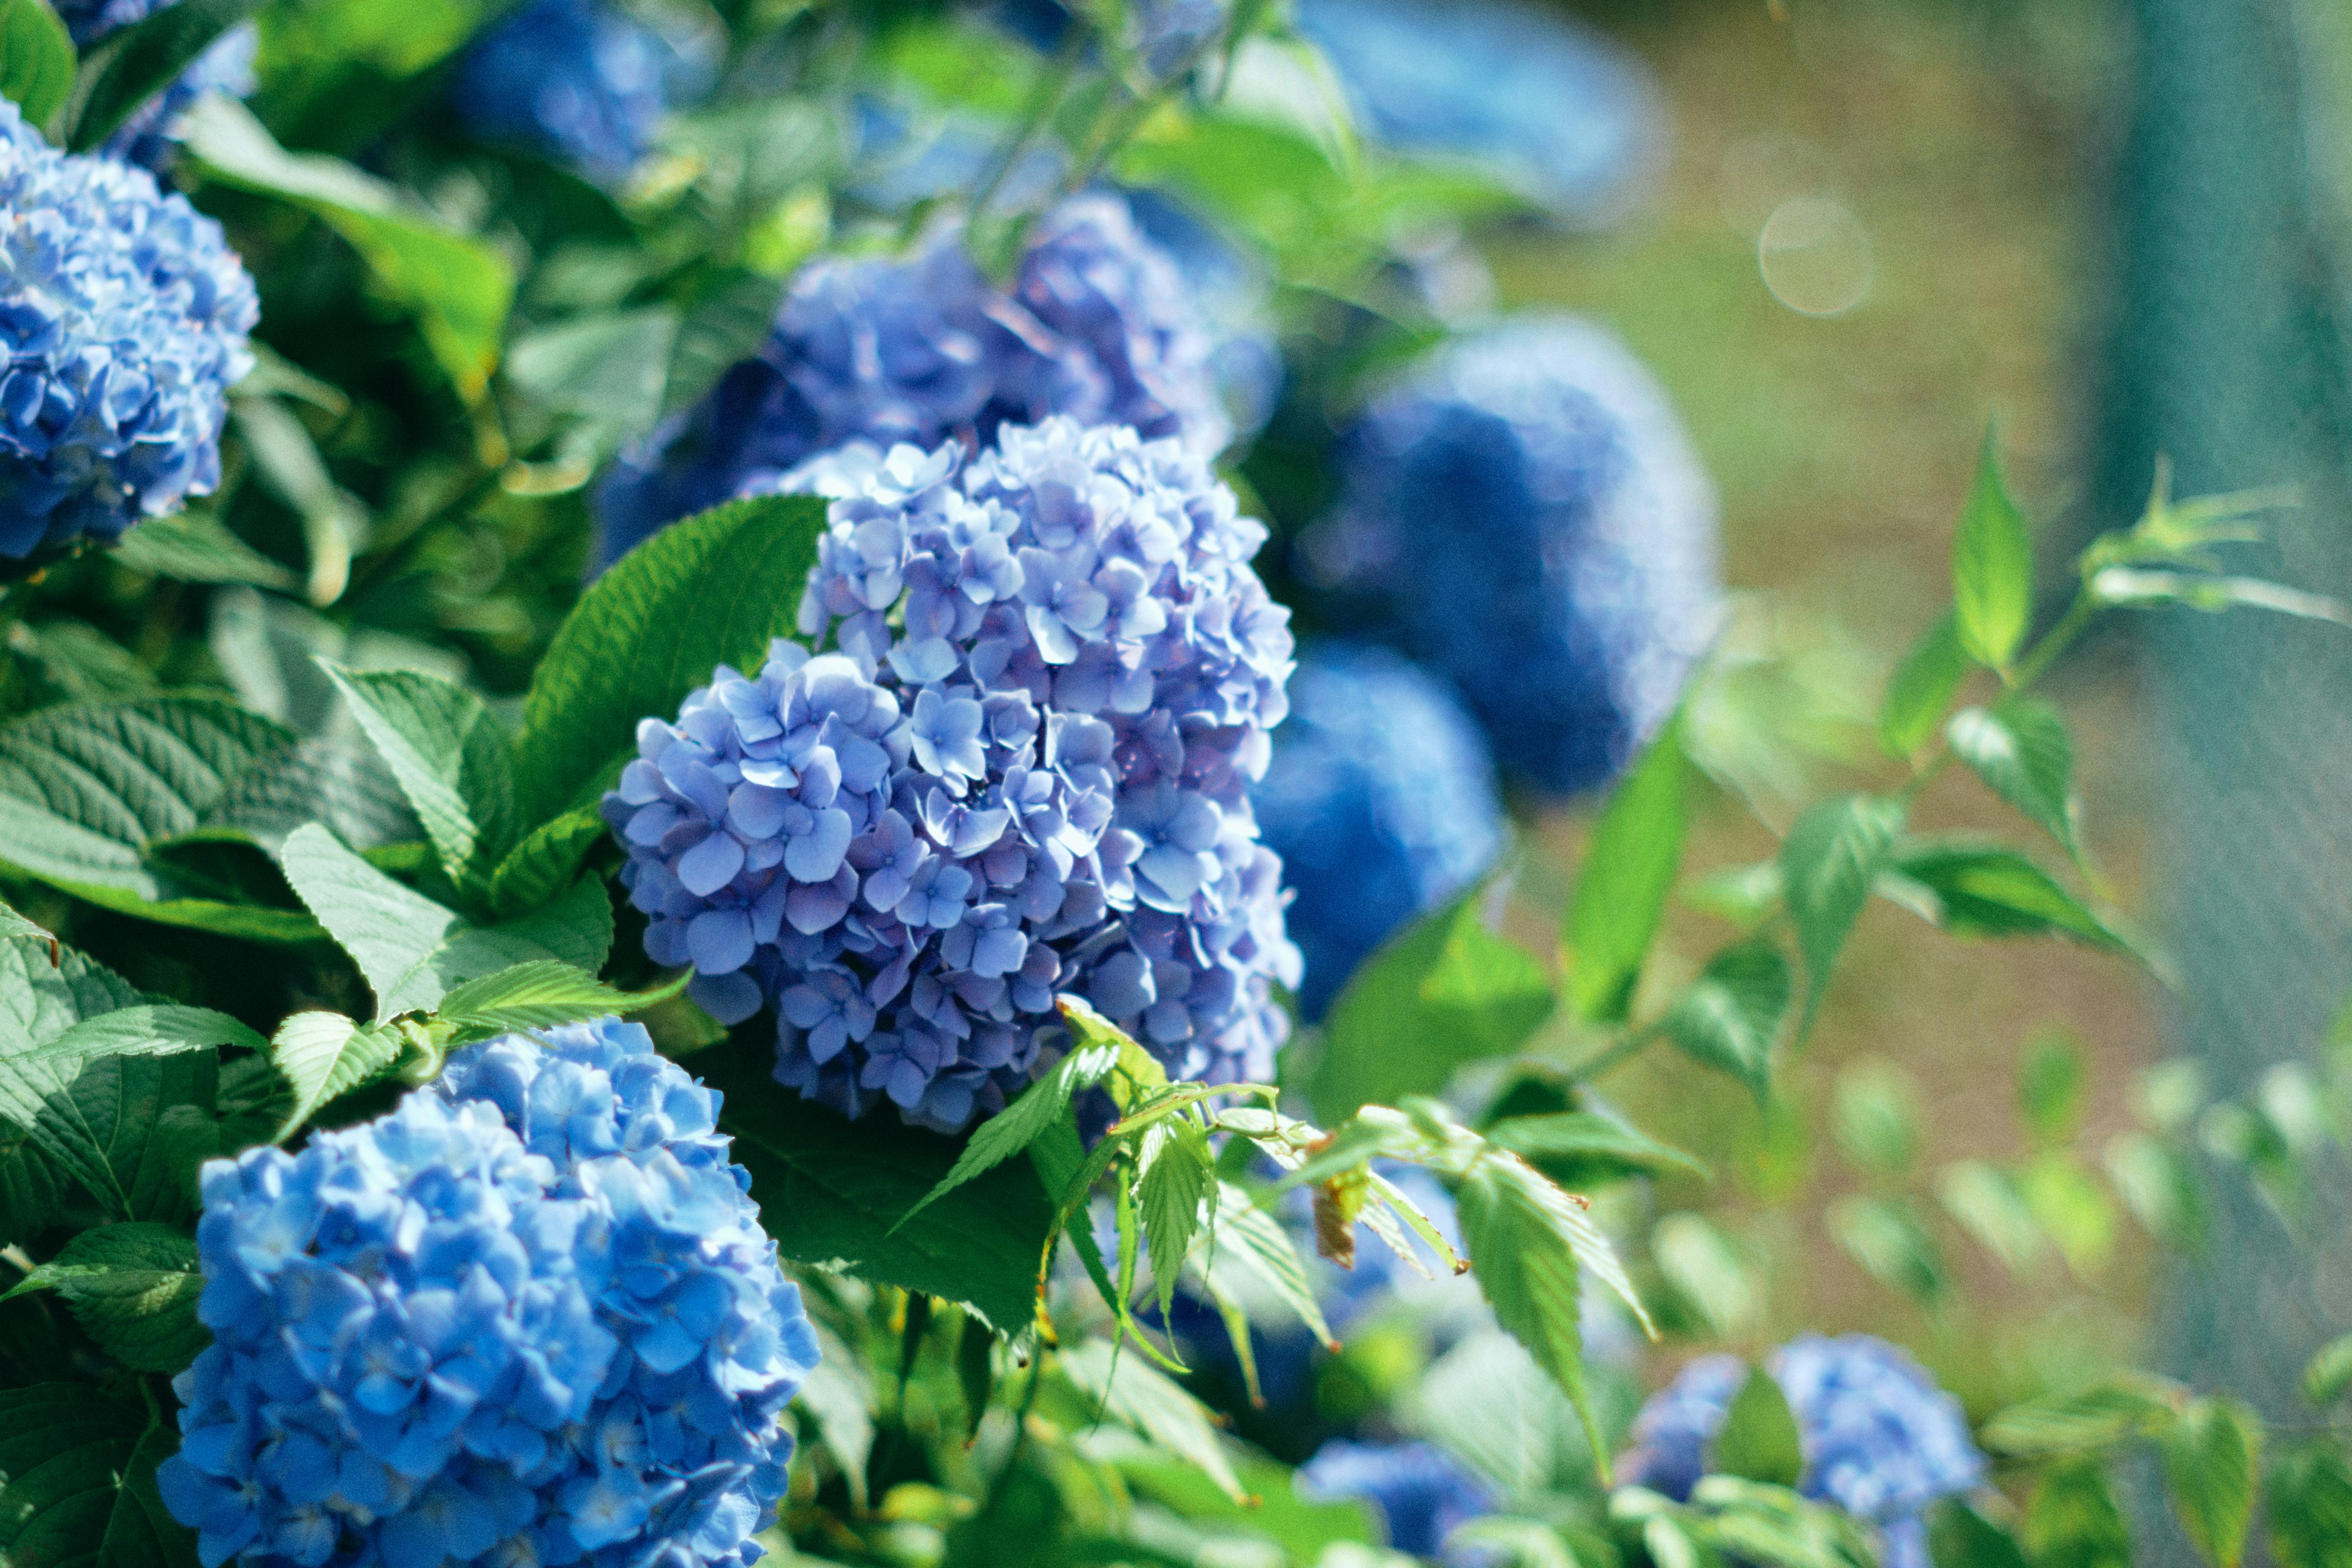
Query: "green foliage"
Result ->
[[1661, 940, 1791, 1101], [267, 1008, 401, 1137], [0, 1384, 190, 1568], [0, 0, 74, 132], [2267, 1439, 2352, 1568], [67, 0, 258, 148], [321, 663, 516, 901], [2022, 1463, 2133, 1568], [4, 1221, 207, 1372], [1946, 698, 2081, 859], [1780, 794, 1905, 1036], [2161, 1396, 2262, 1567], [1564, 712, 1690, 1023], [109, 511, 298, 590], [1714, 1366, 1803, 1488], [1879, 610, 1969, 761], [1951, 426, 2034, 671], [1058, 1340, 1245, 1503]]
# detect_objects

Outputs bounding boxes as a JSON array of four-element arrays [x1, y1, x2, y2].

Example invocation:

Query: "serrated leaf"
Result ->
[[1564, 712, 1689, 1023], [1058, 1338, 1245, 1503], [699, 1036, 1054, 1333], [1980, 1374, 2179, 1457], [897, 1036, 1121, 1228], [4, 1221, 206, 1372], [1661, 941, 1790, 1102], [1879, 609, 1969, 761], [488, 808, 606, 919], [1951, 425, 2033, 669], [1137, 1118, 1211, 1322], [511, 492, 827, 826], [110, 511, 296, 590], [0, 0, 75, 131], [1827, 1193, 1946, 1305], [2161, 1397, 2260, 1566], [1313, 884, 1555, 1121], [1947, 699, 2079, 858], [1893, 843, 2133, 952], [0, 1385, 164, 1568], [268, 1011, 402, 1139], [1194, 1180, 1336, 1350], [1482, 1110, 1709, 1183], [1716, 1366, 1804, 1488], [67, 0, 257, 149], [2267, 1439, 2352, 1568], [321, 662, 517, 899], [1781, 794, 1905, 1036], [437, 960, 682, 1035]]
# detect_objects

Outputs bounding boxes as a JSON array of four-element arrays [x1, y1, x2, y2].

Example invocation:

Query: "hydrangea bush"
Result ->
[[50, 0, 258, 169]]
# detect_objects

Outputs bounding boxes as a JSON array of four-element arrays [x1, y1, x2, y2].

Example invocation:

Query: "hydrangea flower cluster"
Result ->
[[50, 0, 258, 170], [606, 418, 1297, 1131], [593, 194, 1233, 568], [157, 1017, 818, 1568], [1296, 1439, 1495, 1558], [452, 0, 694, 183], [0, 100, 257, 560], [1306, 315, 1721, 796], [1621, 1334, 1986, 1568], [1294, 0, 1660, 224], [1253, 642, 1503, 1018]]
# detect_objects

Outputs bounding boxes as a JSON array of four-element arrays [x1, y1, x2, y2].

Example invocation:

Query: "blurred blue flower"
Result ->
[[1295, 0, 1662, 224], [157, 1017, 818, 1568], [1308, 315, 1721, 797], [606, 419, 1298, 1130], [1621, 1333, 1986, 1568], [995, 0, 1231, 77], [452, 0, 697, 183], [1297, 1438, 1495, 1557], [593, 192, 1236, 568], [1253, 643, 1503, 1018], [50, 0, 257, 171], [0, 100, 257, 560]]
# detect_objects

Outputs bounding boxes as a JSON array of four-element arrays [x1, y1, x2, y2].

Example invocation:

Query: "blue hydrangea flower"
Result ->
[[1308, 315, 1721, 796], [0, 101, 257, 560], [452, 0, 698, 183], [605, 418, 1298, 1131], [156, 1017, 818, 1568], [996, 0, 1231, 77], [1253, 643, 1502, 1019], [1294, 0, 1661, 224], [1297, 1439, 1494, 1557], [1621, 1334, 1986, 1568], [593, 193, 1234, 569], [50, 0, 257, 171]]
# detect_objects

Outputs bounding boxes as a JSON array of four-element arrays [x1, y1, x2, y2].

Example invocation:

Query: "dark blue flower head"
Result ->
[[50, 0, 258, 171], [1297, 1439, 1494, 1557], [157, 1017, 818, 1568], [592, 193, 1235, 569], [605, 418, 1298, 1131], [1621, 1334, 1986, 1568], [452, 0, 699, 183], [1253, 643, 1502, 1018], [0, 100, 257, 559], [1294, 0, 1660, 224], [1308, 315, 1720, 796]]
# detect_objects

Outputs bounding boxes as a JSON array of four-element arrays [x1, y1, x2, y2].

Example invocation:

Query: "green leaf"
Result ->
[[701, 1038, 1054, 1333], [2022, 1461, 2132, 1568], [1830, 1058, 1919, 1175], [1936, 1159, 2045, 1271], [267, 1010, 402, 1139], [102, 1417, 197, 1568], [2305, 1335, 2352, 1408], [1482, 1110, 1709, 1183], [1311, 885, 1555, 1121], [0, 696, 326, 943], [0, 1385, 171, 1568], [1660, 941, 1791, 1102], [204, 736, 423, 859], [1194, 1181, 1336, 1350], [505, 308, 680, 431], [897, 1036, 1121, 1227], [1893, 843, 2133, 952], [2103, 1129, 2206, 1248], [1826, 1193, 1946, 1305], [1563, 712, 1689, 1023], [181, 98, 513, 401], [487, 808, 607, 919], [2161, 1396, 2260, 1566], [1927, 1500, 2030, 1568], [510, 492, 828, 826], [322, 663, 516, 899], [1057, 1338, 1245, 1503], [67, 0, 256, 148], [279, 824, 611, 1022], [435, 960, 682, 1035], [1879, 609, 1969, 761], [1653, 1212, 1759, 1339], [1715, 1366, 1803, 1488], [1947, 698, 2079, 858], [110, 511, 297, 590], [4, 1221, 206, 1373], [0, 0, 75, 132], [1980, 1374, 2180, 1457], [1137, 1117, 1212, 1322], [1951, 424, 2033, 669], [1689, 1476, 1878, 1568], [2267, 1439, 2352, 1568], [1781, 794, 1904, 1036]]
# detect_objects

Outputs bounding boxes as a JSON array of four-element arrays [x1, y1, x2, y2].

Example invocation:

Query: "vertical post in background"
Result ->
[[2103, 0, 2352, 1537]]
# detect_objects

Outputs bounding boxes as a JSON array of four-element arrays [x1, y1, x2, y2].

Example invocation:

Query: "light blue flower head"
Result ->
[[605, 417, 1298, 1131], [49, 0, 258, 171], [1295, 1438, 1495, 1558], [157, 1017, 818, 1568], [0, 99, 257, 560], [1310, 314, 1721, 797], [1621, 1333, 1987, 1568], [452, 0, 701, 183]]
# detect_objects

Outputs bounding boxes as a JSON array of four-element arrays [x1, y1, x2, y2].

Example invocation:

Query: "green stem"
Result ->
[[2007, 584, 2100, 691], [1567, 1017, 1668, 1084], [971, 27, 1089, 221], [1064, 19, 1234, 197]]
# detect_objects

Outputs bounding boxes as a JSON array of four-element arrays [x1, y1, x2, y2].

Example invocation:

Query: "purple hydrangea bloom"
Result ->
[[592, 193, 1234, 569], [1295, 0, 1661, 225], [1306, 315, 1721, 796], [606, 418, 1298, 1131], [157, 1017, 818, 1568], [50, 0, 257, 172], [1253, 643, 1503, 1018], [451, 0, 692, 183], [1297, 1439, 1495, 1557], [1621, 1334, 1987, 1568], [0, 100, 257, 559]]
